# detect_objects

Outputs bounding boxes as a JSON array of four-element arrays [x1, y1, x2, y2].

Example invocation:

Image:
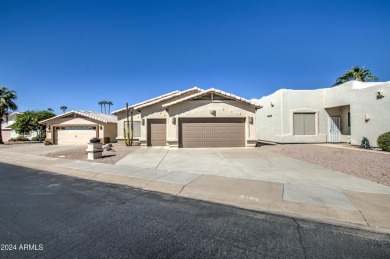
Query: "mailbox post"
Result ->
[[86, 138, 103, 160]]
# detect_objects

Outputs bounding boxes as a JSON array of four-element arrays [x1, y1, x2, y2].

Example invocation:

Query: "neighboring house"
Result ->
[[1, 112, 20, 141], [112, 87, 260, 147], [255, 81, 389, 147], [39, 110, 117, 145], [1, 112, 38, 141]]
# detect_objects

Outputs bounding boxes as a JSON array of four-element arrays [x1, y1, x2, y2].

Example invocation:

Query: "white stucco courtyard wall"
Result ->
[[255, 81, 390, 147]]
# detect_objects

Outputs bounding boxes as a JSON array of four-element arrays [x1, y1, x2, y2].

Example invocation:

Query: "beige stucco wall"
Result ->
[[166, 100, 257, 146], [102, 123, 117, 143], [115, 91, 200, 142], [116, 110, 142, 140], [115, 97, 257, 147], [47, 117, 97, 126], [44, 114, 118, 144]]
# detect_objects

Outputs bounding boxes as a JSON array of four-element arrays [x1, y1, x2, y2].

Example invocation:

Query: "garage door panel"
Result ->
[[148, 119, 166, 146], [180, 118, 245, 148], [55, 128, 96, 145]]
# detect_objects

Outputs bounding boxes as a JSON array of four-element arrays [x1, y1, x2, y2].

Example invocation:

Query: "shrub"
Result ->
[[16, 136, 30, 141], [377, 131, 390, 152], [43, 140, 53, 146], [8, 136, 30, 142]]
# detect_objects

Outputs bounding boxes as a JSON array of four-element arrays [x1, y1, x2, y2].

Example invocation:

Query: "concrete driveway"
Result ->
[[116, 147, 390, 194]]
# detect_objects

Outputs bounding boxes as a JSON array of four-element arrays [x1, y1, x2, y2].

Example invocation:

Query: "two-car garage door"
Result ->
[[179, 118, 245, 148], [55, 126, 97, 145]]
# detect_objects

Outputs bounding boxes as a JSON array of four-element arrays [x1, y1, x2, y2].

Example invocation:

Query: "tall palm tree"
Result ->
[[98, 101, 104, 113], [333, 66, 379, 86], [103, 101, 108, 114], [47, 108, 54, 112], [59, 106, 68, 113], [106, 101, 113, 114], [0, 86, 18, 144]]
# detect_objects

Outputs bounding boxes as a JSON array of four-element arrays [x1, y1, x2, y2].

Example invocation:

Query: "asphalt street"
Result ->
[[0, 162, 389, 258]]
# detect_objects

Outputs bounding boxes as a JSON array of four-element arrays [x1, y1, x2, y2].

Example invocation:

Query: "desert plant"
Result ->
[[359, 137, 371, 149], [9, 136, 30, 142], [377, 131, 390, 152], [17, 136, 30, 141], [0, 86, 18, 144], [123, 102, 134, 146], [44, 140, 53, 145], [333, 66, 379, 86], [59, 105, 68, 113], [31, 136, 39, 141]]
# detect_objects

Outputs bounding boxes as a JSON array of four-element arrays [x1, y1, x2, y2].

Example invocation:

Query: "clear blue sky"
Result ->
[[1, 0, 389, 114]]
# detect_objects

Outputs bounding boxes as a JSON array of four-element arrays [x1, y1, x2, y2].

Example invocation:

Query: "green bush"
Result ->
[[8, 136, 30, 142], [16, 136, 30, 141], [377, 131, 390, 152], [31, 136, 39, 141]]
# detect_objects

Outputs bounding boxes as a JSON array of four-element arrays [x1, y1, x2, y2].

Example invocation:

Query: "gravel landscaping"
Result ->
[[269, 144, 390, 186], [44, 142, 140, 164]]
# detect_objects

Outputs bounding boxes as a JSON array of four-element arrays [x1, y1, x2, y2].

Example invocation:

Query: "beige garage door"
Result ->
[[147, 119, 166, 146], [179, 118, 245, 148], [55, 126, 97, 145]]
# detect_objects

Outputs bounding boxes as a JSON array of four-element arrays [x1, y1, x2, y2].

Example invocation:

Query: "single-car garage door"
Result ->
[[179, 118, 245, 148], [147, 119, 166, 146], [55, 126, 97, 145]]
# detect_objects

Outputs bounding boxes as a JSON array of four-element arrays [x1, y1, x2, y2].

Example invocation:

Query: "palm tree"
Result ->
[[59, 106, 68, 113], [0, 86, 18, 144], [47, 108, 54, 112], [333, 66, 379, 86], [106, 101, 113, 114], [98, 101, 104, 113]]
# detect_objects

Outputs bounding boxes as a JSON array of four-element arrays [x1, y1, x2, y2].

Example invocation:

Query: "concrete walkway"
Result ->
[[1, 146, 390, 233]]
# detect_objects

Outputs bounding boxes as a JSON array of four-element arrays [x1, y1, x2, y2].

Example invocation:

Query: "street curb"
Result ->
[[1, 158, 390, 235]]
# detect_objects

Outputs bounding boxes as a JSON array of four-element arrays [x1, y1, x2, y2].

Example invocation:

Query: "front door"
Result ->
[[327, 116, 341, 143]]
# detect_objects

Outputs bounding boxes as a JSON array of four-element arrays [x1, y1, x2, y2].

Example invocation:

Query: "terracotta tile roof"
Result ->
[[39, 110, 117, 124], [111, 90, 180, 114], [162, 88, 262, 108]]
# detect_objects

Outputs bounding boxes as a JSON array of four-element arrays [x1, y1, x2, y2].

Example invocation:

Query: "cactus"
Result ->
[[359, 137, 371, 149], [124, 102, 134, 146]]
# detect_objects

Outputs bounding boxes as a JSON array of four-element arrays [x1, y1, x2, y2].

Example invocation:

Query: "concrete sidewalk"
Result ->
[[0, 149, 389, 234]]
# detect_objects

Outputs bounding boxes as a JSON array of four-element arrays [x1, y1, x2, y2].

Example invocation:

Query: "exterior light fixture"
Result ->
[[172, 117, 176, 125], [210, 110, 216, 115], [271, 102, 274, 107], [248, 117, 253, 124], [142, 119, 145, 125]]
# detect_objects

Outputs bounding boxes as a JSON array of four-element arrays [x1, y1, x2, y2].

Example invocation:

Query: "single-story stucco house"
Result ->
[[112, 87, 260, 147], [255, 81, 389, 147], [40, 110, 117, 145]]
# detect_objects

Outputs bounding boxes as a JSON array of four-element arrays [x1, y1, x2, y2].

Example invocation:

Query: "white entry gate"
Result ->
[[328, 116, 341, 143]]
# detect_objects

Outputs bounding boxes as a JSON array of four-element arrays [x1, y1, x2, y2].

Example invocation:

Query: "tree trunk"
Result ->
[[0, 122, 3, 144]]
